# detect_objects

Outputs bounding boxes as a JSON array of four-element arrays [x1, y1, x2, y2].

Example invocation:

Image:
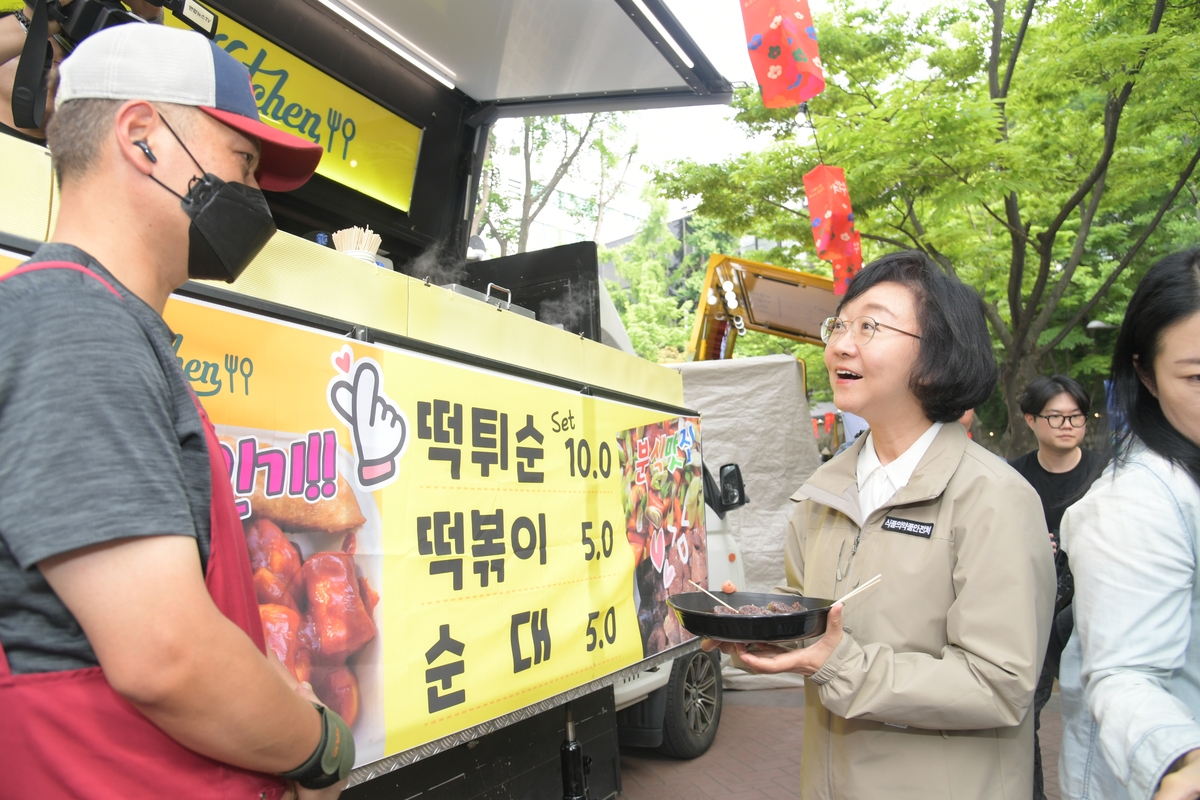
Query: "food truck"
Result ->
[[0, 1, 743, 797]]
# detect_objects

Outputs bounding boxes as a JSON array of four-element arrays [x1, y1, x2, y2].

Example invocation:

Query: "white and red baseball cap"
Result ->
[[56, 23, 324, 192]]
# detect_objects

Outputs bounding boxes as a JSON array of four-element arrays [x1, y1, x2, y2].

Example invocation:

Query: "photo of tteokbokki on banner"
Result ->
[[618, 417, 707, 658], [217, 429, 382, 739]]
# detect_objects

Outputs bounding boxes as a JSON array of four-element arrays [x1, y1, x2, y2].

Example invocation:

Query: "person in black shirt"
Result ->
[[1010, 379, 1107, 539], [1010, 374, 1107, 800]]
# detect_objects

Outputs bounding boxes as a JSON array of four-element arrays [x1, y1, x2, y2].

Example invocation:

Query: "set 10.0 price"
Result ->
[[586, 607, 617, 651], [564, 438, 612, 479]]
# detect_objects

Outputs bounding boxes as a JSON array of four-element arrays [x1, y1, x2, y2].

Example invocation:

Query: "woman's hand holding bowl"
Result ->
[[701, 602, 845, 677]]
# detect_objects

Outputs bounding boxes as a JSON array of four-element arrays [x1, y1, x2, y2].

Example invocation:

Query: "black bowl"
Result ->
[[667, 591, 833, 643]]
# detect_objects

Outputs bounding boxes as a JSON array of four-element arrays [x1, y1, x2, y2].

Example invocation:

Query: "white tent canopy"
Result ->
[[673, 355, 822, 593], [674, 354, 822, 689]]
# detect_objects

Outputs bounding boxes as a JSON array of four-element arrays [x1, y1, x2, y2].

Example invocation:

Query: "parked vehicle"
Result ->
[[0, 2, 741, 797], [614, 482, 748, 759]]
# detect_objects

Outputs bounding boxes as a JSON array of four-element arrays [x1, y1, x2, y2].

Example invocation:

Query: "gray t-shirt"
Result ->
[[0, 244, 213, 674]]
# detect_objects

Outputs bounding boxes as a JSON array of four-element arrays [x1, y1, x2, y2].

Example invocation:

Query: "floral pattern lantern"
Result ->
[[803, 164, 864, 294], [740, 0, 825, 108]]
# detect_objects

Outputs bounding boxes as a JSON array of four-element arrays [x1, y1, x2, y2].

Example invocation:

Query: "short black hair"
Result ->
[[837, 250, 998, 423], [1018, 375, 1090, 417], [1110, 246, 1200, 486]]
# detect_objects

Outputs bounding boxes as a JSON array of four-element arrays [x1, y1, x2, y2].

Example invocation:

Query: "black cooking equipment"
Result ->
[[667, 591, 833, 643], [459, 242, 601, 341]]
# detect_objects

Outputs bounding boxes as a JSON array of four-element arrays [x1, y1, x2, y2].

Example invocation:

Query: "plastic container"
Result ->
[[342, 249, 381, 266], [666, 591, 832, 642]]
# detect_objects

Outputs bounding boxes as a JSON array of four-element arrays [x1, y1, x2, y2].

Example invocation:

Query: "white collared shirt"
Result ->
[[856, 422, 944, 521]]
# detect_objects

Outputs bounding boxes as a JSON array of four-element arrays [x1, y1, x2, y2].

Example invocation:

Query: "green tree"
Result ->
[[657, 0, 1200, 455], [475, 113, 637, 255], [605, 190, 692, 361], [734, 332, 834, 404], [475, 114, 599, 255], [584, 122, 639, 242], [671, 216, 741, 309], [472, 130, 523, 256]]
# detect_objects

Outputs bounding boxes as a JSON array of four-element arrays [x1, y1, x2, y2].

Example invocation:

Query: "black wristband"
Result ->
[[12, 9, 31, 32], [279, 704, 356, 790]]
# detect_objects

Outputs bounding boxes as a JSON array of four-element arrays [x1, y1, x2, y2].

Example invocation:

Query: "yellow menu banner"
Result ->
[[167, 15, 423, 213], [164, 295, 708, 766]]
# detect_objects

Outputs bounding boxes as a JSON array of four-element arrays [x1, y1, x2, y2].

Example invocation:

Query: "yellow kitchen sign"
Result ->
[[167, 15, 423, 213], [163, 295, 708, 767]]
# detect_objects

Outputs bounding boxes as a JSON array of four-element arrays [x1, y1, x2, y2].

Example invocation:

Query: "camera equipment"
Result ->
[[11, 0, 219, 129], [57, 0, 217, 45]]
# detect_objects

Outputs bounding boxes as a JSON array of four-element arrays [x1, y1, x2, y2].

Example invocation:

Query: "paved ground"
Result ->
[[618, 686, 1063, 800]]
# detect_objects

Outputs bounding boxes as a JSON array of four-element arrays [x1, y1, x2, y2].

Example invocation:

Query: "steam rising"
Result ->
[[401, 241, 467, 286], [400, 244, 594, 336], [539, 279, 594, 332]]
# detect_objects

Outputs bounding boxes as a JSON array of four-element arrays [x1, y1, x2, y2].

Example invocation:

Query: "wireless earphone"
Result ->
[[134, 141, 157, 163]]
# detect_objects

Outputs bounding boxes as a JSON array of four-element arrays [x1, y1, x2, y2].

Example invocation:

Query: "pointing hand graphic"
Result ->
[[330, 360, 408, 487]]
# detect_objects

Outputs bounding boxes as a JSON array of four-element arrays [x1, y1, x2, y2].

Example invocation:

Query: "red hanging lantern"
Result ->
[[829, 231, 863, 296], [740, 0, 825, 108], [803, 164, 864, 295]]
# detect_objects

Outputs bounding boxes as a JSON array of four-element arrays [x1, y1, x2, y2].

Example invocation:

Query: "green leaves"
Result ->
[[654, 0, 1200, 445], [604, 189, 694, 361]]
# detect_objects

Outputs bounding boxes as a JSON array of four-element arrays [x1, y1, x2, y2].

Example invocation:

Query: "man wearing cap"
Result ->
[[0, 24, 348, 799]]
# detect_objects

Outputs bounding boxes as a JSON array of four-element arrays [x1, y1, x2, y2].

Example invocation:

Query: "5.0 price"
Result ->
[[581, 521, 614, 561], [564, 437, 612, 479], [586, 607, 617, 651]]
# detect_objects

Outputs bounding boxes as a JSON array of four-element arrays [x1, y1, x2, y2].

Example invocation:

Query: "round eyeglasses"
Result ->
[[821, 316, 922, 346], [1033, 413, 1087, 429]]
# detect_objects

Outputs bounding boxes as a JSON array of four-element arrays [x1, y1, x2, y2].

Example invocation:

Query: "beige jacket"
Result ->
[[782, 422, 1055, 800]]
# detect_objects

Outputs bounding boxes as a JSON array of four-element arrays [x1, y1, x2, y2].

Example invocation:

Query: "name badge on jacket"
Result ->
[[882, 516, 934, 538]]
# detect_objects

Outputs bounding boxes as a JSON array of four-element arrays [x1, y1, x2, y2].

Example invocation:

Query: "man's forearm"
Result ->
[[125, 610, 322, 773], [124, 0, 165, 22], [39, 535, 323, 775]]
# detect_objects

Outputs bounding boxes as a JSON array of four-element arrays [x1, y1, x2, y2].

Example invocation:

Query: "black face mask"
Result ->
[[149, 116, 277, 283]]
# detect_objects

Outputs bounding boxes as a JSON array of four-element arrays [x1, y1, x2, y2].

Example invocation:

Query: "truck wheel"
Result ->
[[658, 650, 722, 759]]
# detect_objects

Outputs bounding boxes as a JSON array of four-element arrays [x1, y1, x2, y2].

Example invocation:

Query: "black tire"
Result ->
[[658, 649, 722, 759]]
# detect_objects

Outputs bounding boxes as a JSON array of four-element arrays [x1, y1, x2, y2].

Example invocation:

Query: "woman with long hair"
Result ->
[[708, 251, 1056, 798], [1058, 248, 1200, 800]]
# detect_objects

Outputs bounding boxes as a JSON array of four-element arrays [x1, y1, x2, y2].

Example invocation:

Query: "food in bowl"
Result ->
[[712, 600, 805, 616]]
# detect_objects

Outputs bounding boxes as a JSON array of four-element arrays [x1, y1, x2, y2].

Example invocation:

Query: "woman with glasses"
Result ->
[[706, 250, 1055, 799], [1058, 248, 1200, 800], [1010, 375, 1107, 800]]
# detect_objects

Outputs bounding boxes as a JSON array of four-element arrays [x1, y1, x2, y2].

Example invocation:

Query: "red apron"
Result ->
[[0, 263, 287, 800]]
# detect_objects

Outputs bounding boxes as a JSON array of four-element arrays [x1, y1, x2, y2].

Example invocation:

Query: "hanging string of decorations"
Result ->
[[704, 274, 748, 359], [803, 164, 863, 295], [740, 0, 865, 294]]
